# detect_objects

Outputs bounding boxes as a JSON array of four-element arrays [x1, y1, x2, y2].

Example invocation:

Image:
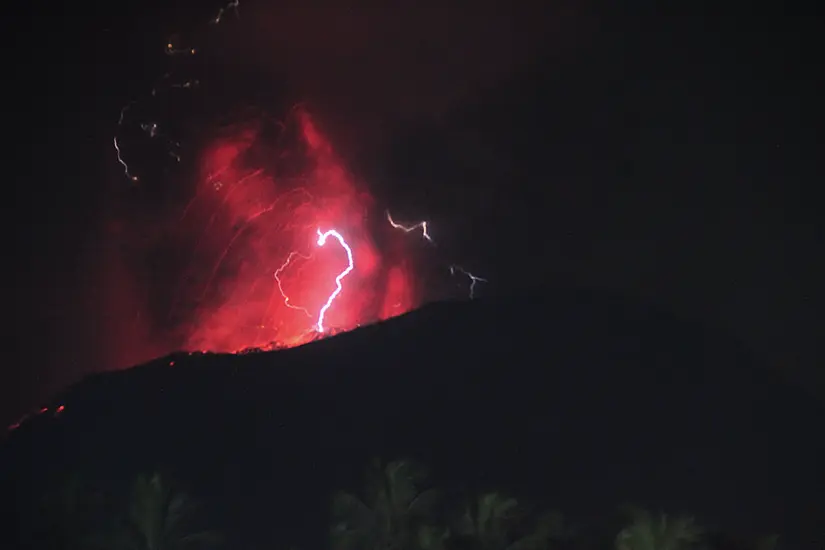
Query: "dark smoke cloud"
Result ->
[[209, 2, 587, 149], [5, 1, 590, 428], [89, 1, 589, 368]]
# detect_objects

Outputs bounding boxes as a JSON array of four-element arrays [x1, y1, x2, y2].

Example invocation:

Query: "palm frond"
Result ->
[[332, 459, 441, 550], [409, 488, 442, 517], [332, 491, 375, 530], [755, 534, 780, 550], [418, 524, 449, 550], [616, 510, 702, 550]]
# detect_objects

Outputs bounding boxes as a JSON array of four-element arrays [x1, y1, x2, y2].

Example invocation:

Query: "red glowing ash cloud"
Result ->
[[163, 107, 416, 352]]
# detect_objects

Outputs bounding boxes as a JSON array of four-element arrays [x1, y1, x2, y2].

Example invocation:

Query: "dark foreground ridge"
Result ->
[[3, 290, 824, 548]]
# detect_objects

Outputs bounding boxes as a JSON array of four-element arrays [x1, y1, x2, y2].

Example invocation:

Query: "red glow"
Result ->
[[379, 265, 414, 321], [104, 107, 421, 360], [7, 418, 24, 432]]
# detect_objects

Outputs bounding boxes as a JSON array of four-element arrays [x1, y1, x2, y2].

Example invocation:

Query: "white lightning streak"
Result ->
[[113, 137, 138, 182], [273, 252, 314, 318], [450, 265, 487, 299], [386, 210, 434, 243], [212, 0, 240, 24], [315, 229, 355, 333]]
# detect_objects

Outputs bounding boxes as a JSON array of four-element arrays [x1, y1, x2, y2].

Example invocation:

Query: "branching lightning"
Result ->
[[269, 228, 355, 336], [106, 0, 492, 355], [450, 265, 487, 299], [273, 251, 314, 318], [113, 2, 240, 182], [386, 210, 434, 243], [386, 210, 488, 300], [315, 229, 355, 333]]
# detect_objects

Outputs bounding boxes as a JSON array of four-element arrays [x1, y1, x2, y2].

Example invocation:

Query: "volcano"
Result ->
[[2, 290, 823, 548]]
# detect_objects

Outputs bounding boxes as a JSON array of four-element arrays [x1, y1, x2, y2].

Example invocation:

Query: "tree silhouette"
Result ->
[[36, 474, 106, 550], [753, 534, 780, 550], [101, 472, 222, 550], [615, 508, 703, 550], [331, 458, 442, 550], [451, 493, 561, 550]]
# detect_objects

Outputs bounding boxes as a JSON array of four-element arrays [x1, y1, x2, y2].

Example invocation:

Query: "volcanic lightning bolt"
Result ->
[[101, 0, 492, 362], [113, 137, 138, 182], [386, 210, 434, 243], [387, 211, 488, 299], [271, 228, 356, 338], [273, 251, 314, 318], [112, 2, 239, 182], [450, 265, 487, 299], [315, 229, 355, 333]]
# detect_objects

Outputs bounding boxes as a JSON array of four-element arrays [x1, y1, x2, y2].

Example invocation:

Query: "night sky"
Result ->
[[8, 3, 824, 427]]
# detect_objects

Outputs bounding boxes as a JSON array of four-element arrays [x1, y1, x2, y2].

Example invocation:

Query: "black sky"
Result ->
[[8, 3, 825, 426]]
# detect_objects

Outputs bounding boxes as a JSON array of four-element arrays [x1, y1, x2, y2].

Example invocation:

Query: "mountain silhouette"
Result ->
[[3, 288, 823, 548]]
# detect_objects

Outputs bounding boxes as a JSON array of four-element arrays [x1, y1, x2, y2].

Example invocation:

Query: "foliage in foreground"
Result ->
[[328, 459, 781, 550], [22, 459, 782, 550], [35, 472, 221, 550]]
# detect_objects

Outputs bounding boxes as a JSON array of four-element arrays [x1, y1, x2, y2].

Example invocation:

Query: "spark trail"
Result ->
[[212, 0, 240, 24], [165, 44, 197, 56], [315, 229, 355, 333]]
